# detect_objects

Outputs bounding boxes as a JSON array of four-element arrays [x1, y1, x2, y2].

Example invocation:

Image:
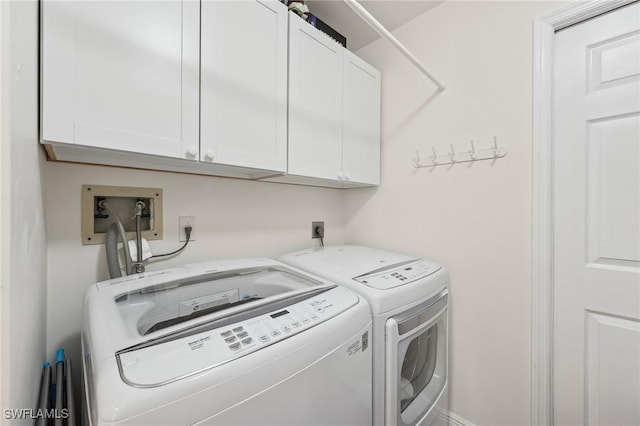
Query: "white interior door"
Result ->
[[553, 3, 640, 425]]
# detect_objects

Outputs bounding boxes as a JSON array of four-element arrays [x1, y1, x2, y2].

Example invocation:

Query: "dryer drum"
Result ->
[[400, 326, 438, 412]]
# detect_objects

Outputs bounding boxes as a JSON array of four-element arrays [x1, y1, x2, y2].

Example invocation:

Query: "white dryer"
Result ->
[[280, 245, 449, 426], [81, 258, 372, 425]]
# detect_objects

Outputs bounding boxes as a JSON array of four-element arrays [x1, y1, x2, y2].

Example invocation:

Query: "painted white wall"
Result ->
[[44, 162, 346, 388], [0, 0, 48, 418], [348, 2, 565, 424]]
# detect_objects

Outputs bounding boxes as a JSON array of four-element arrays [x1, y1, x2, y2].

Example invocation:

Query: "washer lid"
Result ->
[[281, 245, 441, 290], [116, 286, 358, 387], [114, 266, 328, 337]]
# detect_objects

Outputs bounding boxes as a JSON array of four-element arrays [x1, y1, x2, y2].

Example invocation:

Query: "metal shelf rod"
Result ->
[[343, 0, 446, 92]]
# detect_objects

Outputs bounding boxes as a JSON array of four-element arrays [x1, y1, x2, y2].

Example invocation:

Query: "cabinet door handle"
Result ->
[[204, 149, 216, 161], [185, 146, 198, 158]]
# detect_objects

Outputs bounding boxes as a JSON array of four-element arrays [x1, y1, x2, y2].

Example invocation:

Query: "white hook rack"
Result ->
[[413, 137, 507, 169]]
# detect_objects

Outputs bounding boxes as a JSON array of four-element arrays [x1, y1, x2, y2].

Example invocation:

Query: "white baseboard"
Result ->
[[447, 411, 476, 426]]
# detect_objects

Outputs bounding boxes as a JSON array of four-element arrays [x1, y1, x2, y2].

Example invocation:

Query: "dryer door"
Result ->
[[385, 290, 448, 426]]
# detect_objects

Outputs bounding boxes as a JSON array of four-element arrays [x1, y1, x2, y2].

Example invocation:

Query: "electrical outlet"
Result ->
[[312, 221, 324, 239], [179, 216, 195, 242]]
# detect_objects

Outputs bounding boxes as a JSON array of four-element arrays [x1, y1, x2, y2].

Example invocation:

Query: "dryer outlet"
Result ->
[[179, 216, 196, 242], [312, 221, 325, 239]]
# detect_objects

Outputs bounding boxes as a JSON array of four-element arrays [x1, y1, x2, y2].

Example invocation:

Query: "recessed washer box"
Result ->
[[81, 185, 163, 245]]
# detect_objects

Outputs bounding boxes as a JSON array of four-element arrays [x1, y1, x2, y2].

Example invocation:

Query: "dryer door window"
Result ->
[[385, 291, 448, 426], [399, 324, 438, 413]]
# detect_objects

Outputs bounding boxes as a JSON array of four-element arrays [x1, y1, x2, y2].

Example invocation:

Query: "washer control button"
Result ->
[[224, 336, 237, 343], [282, 325, 292, 333], [232, 326, 244, 333], [271, 330, 281, 337], [302, 318, 310, 324], [237, 331, 249, 338], [314, 306, 324, 313], [221, 331, 233, 338], [229, 343, 241, 351], [292, 321, 301, 328], [241, 338, 254, 345], [259, 335, 270, 343]]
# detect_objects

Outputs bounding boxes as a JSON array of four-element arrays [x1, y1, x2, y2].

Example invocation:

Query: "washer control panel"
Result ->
[[354, 260, 441, 288], [217, 296, 333, 354], [118, 286, 359, 387]]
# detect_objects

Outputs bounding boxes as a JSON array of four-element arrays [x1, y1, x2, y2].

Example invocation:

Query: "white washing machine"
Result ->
[[81, 258, 372, 425], [280, 245, 449, 426]]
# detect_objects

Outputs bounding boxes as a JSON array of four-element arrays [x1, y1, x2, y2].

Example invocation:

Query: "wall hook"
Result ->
[[413, 136, 508, 169]]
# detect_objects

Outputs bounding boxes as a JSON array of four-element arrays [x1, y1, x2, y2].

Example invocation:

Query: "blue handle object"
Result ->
[[43, 361, 50, 367], [55, 348, 65, 365]]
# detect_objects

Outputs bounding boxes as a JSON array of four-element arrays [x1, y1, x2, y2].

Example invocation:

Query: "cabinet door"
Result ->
[[42, 1, 199, 159], [201, 0, 287, 172], [342, 51, 381, 185], [288, 13, 343, 181]]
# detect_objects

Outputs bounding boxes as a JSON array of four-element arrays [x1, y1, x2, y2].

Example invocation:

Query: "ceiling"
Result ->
[[304, 1, 443, 51]]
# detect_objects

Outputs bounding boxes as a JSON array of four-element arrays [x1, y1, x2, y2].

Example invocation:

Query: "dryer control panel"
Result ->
[[117, 286, 359, 387], [354, 260, 441, 289]]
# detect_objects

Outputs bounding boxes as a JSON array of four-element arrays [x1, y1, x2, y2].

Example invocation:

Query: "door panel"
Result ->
[[586, 115, 640, 268], [553, 3, 640, 425], [288, 13, 343, 181], [42, 0, 199, 159], [588, 31, 640, 92], [200, 0, 287, 172], [342, 51, 381, 185], [585, 312, 640, 426]]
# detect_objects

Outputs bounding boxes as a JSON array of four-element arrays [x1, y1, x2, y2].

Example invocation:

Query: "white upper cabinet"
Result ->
[[41, 3, 381, 187], [200, 0, 287, 172], [284, 13, 381, 187], [342, 50, 381, 186], [288, 12, 344, 181], [42, 1, 200, 160]]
